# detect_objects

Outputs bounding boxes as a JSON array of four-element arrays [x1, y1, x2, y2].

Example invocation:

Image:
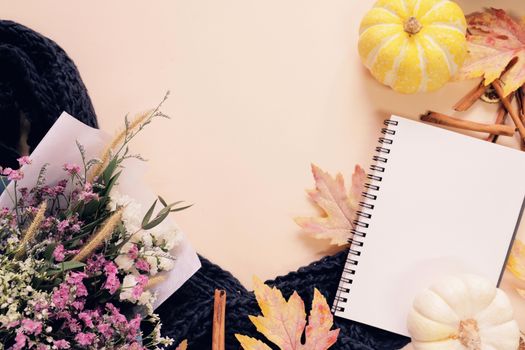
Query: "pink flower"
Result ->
[[12, 333, 27, 350], [63, 163, 81, 175], [132, 275, 149, 299], [53, 339, 71, 349], [78, 183, 98, 202], [86, 254, 106, 274], [6, 169, 24, 181], [17, 156, 31, 166], [74, 332, 96, 346], [97, 323, 114, 339], [57, 220, 69, 233], [67, 318, 82, 333], [103, 262, 120, 294], [127, 314, 142, 341], [135, 259, 150, 272], [67, 272, 88, 297], [128, 244, 139, 260], [106, 303, 127, 324], [78, 312, 94, 328], [52, 284, 70, 310], [53, 244, 66, 262], [21, 319, 42, 335]]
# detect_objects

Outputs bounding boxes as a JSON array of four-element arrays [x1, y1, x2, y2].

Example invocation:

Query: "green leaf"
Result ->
[[104, 171, 122, 196], [170, 204, 193, 212], [142, 210, 170, 230], [47, 260, 86, 275], [102, 157, 118, 185], [43, 243, 57, 261], [158, 196, 168, 207], [142, 199, 158, 229]]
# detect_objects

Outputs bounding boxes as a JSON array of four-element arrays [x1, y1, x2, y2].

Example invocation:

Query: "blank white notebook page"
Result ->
[[334, 115, 525, 336]]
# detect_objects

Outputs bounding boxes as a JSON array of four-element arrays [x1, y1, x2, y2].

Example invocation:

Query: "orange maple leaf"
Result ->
[[455, 8, 525, 96], [175, 340, 188, 350], [294, 164, 366, 246], [236, 277, 339, 350]]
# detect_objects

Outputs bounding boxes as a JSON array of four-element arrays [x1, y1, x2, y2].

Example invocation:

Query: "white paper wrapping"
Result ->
[[0, 112, 201, 309]]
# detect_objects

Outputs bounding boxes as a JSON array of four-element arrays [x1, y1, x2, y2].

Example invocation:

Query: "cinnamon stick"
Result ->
[[487, 93, 514, 143], [518, 85, 525, 122], [453, 81, 486, 111], [492, 79, 525, 143], [212, 289, 226, 350], [421, 111, 515, 136]]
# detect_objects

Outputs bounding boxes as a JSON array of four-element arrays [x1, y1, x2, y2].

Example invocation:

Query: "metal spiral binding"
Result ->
[[331, 119, 398, 314]]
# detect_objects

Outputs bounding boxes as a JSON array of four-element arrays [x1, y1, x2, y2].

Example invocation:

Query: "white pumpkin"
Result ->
[[407, 274, 520, 350]]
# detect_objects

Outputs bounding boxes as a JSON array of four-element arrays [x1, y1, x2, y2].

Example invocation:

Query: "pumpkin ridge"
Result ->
[[384, 40, 409, 86], [366, 33, 403, 68], [359, 23, 402, 37], [426, 22, 465, 34], [414, 289, 460, 325], [422, 33, 454, 75], [413, 0, 423, 17], [420, 0, 449, 22], [400, 0, 409, 16], [428, 286, 463, 320], [375, 6, 403, 19], [415, 39, 428, 92]]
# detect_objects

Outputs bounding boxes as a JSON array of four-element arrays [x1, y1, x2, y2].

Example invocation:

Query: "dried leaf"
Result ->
[[235, 277, 339, 350], [175, 340, 188, 350], [295, 164, 365, 246], [456, 8, 525, 96], [508, 239, 525, 281]]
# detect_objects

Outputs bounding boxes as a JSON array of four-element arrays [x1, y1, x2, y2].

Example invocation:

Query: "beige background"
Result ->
[[3, 0, 525, 326]]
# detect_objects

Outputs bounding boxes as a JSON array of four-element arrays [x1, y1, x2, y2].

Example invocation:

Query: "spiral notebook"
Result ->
[[332, 115, 525, 337]]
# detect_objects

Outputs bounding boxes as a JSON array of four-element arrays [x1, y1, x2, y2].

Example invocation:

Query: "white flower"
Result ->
[[115, 254, 134, 271], [119, 274, 138, 301], [158, 256, 175, 271], [145, 255, 159, 275], [114, 242, 135, 271]]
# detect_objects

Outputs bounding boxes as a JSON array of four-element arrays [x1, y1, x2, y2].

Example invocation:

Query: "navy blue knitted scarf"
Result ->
[[0, 20, 409, 350]]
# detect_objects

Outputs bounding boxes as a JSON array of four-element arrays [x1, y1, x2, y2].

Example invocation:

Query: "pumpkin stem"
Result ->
[[404, 16, 422, 35], [458, 319, 481, 350]]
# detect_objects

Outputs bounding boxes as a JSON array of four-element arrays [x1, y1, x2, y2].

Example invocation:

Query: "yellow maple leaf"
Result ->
[[455, 8, 525, 96], [508, 239, 525, 282], [295, 164, 366, 246], [236, 277, 339, 350]]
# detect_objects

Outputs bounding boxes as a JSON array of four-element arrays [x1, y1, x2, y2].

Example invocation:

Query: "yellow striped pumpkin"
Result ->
[[358, 0, 467, 94]]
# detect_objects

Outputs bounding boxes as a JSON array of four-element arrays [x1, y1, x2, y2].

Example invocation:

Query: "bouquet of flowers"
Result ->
[[0, 97, 199, 349]]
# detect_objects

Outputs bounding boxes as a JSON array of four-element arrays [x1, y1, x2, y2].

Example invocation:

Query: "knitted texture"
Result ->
[[3, 20, 409, 350], [158, 250, 410, 350], [0, 20, 97, 169]]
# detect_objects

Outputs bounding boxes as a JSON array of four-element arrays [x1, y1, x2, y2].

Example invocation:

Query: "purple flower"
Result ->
[[17, 156, 31, 166], [63, 163, 81, 176]]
